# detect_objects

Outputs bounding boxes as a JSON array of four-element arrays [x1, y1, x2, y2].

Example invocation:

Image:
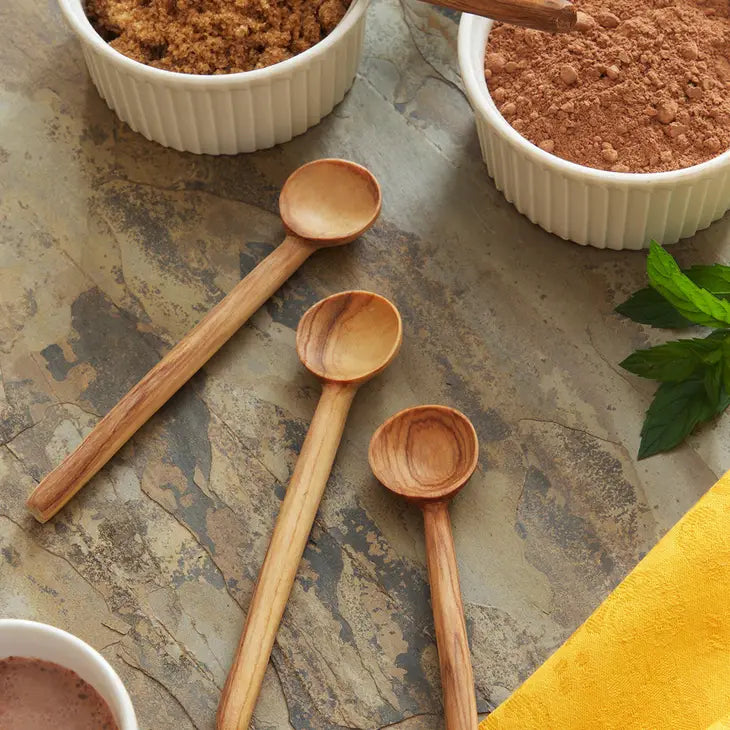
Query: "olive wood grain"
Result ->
[[424, 502, 478, 729], [369, 405, 480, 730], [423, 0, 577, 32], [217, 291, 402, 730], [26, 235, 313, 522], [26, 159, 382, 523], [217, 381, 356, 730]]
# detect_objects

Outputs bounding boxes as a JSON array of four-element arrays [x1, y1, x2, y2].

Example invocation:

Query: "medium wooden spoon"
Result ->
[[369, 406, 479, 730], [217, 290, 402, 730], [26, 159, 381, 523]]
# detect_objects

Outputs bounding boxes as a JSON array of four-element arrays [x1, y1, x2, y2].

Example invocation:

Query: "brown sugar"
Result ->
[[86, 0, 351, 75], [485, 0, 730, 173]]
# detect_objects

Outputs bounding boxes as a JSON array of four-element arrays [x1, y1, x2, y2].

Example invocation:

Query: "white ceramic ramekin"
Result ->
[[0, 619, 138, 729], [58, 0, 369, 154], [458, 14, 730, 250]]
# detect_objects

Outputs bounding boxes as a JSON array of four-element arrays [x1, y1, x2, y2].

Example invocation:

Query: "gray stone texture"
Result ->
[[1, 0, 729, 727]]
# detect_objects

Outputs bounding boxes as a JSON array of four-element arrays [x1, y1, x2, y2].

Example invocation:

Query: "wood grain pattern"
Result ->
[[296, 290, 403, 384], [216, 382, 357, 730], [280, 159, 383, 245], [217, 291, 402, 730], [368, 406, 479, 503], [424, 502, 478, 730], [419, 0, 576, 32], [369, 406, 479, 729], [26, 235, 314, 523], [26, 159, 383, 523]]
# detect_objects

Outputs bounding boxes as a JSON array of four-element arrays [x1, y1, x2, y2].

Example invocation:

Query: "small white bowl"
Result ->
[[0, 619, 137, 730], [58, 0, 369, 154], [458, 14, 730, 250]]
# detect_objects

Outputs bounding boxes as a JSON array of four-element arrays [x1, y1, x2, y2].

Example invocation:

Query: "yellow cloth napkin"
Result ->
[[480, 472, 730, 730]]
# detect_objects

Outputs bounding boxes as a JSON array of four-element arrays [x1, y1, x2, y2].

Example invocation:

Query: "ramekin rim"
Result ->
[[0, 619, 137, 729], [57, 0, 369, 86], [457, 13, 730, 185]]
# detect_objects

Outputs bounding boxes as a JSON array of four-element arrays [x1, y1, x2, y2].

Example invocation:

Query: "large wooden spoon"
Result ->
[[217, 290, 402, 730], [369, 405, 479, 730], [26, 159, 381, 523]]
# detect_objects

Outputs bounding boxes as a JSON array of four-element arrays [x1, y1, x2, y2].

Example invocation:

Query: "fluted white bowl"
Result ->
[[58, 0, 369, 154], [458, 14, 730, 249]]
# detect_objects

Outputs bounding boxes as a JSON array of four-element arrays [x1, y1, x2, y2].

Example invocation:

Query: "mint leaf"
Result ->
[[616, 261, 730, 329], [723, 339, 730, 396], [705, 361, 723, 402], [638, 377, 730, 459], [620, 334, 727, 381], [683, 264, 730, 297], [619, 340, 721, 383], [615, 288, 693, 328], [646, 243, 730, 328], [616, 264, 730, 328]]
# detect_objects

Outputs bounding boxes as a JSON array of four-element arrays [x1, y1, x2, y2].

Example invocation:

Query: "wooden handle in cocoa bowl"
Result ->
[[420, 0, 577, 32]]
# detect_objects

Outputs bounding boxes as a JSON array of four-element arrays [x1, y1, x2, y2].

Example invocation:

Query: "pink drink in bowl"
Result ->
[[0, 619, 137, 729]]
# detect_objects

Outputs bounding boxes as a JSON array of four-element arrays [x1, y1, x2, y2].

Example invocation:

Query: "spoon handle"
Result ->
[[218, 382, 357, 730], [26, 235, 315, 523], [418, 0, 576, 32], [422, 502, 478, 730]]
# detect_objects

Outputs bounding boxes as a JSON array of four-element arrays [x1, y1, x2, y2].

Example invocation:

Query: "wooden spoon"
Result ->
[[26, 159, 382, 523], [424, 0, 577, 32], [217, 290, 402, 730], [369, 406, 479, 730]]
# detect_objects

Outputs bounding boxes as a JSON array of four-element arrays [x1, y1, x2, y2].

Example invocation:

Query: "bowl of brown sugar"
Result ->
[[458, 0, 730, 249], [58, 0, 369, 153]]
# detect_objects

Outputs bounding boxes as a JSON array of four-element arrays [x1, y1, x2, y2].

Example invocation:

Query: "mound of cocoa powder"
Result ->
[[485, 0, 730, 172], [86, 0, 350, 74]]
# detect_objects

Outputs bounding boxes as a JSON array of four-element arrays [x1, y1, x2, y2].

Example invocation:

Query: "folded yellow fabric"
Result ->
[[480, 472, 730, 730]]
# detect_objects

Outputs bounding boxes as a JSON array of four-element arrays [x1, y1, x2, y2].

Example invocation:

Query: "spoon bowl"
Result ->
[[296, 291, 402, 384], [280, 159, 382, 246], [369, 405, 479, 503]]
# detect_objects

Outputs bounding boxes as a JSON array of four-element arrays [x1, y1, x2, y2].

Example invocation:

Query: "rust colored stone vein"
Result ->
[[486, 0, 730, 172], [86, 0, 351, 74]]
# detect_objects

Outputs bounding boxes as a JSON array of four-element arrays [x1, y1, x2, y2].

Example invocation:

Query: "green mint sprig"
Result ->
[[616, 264, 730, 328], [616, 242, 730, 459]]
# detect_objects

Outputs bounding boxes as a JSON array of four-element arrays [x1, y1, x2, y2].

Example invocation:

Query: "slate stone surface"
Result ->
[[1, 0, 729, 727]]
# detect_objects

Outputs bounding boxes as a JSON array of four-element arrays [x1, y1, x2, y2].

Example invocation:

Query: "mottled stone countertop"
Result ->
[[2, 0, 730, 727]]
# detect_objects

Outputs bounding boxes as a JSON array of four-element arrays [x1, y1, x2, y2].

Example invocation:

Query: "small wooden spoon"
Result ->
[[369, 406, 479, 730], [217, 290, 402, 730], [26, 159, 381, 523], [423, 0, 577, 32]]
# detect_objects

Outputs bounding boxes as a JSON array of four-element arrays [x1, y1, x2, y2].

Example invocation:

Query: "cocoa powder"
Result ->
[[86, 0, 350, 74], [485, 0, 730, 173]]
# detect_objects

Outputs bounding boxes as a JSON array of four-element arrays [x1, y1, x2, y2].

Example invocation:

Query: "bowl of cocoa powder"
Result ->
[[458, 0, 730, 249], [57, 0, 370, 154]]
